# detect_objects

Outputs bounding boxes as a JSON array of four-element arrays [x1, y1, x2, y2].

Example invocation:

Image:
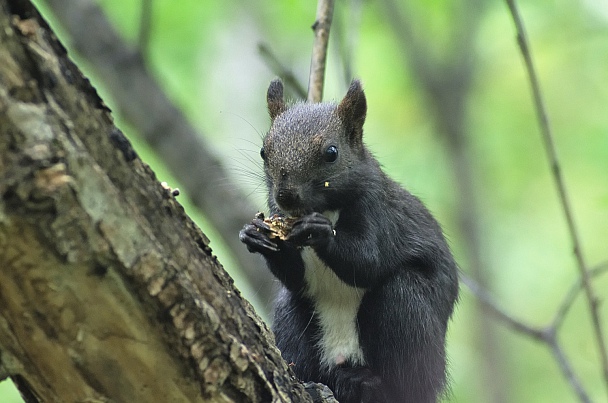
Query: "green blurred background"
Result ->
[[1, 0, 607, 402]]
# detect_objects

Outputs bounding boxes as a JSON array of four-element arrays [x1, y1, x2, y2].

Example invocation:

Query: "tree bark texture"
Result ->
[[0, 0, 314, 401], [39, 0, 275, 312]]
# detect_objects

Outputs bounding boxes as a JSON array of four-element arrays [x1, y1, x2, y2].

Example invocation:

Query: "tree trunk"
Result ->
[[37, 0, 276, 312], [0, 0, 318, 401]]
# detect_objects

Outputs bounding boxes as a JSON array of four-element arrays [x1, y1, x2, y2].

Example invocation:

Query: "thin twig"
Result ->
[[547, 332, 592, 403], [138, 0, 153, 55], [461, 272, 592, 402], [505, 0, 608, 394], [552, 261, 608, 329], [257, 42, 307, 100], [460, 272, 546, 340], [333, 0, 363, 88], [308, 0, 335, 103]]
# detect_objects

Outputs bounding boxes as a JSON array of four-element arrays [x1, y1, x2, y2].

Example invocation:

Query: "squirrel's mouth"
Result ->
[[277, 207, 311, 218]]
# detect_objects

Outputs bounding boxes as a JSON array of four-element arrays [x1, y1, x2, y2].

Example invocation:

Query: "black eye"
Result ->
[[324, 145, 338, 163], [260, 147, 266, 161]]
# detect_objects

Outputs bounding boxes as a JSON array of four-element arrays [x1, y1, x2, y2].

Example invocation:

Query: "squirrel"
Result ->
[[239, 79, 459, 403]]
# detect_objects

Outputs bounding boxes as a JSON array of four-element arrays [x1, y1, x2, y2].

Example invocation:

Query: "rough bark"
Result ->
[[0, 0, 318, 401], [40, 0, 275, 312]]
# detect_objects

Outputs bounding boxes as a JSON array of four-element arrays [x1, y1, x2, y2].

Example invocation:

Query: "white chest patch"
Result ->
[[301, 210, 366, 369]]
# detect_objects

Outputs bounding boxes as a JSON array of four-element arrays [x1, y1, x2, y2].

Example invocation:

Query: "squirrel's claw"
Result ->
[[287, 212, 334, 246], [239, 223, 279, 253], [252, 217, 272, 231]]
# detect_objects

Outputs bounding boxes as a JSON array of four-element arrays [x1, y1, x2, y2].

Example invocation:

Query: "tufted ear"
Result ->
[[337, 80, 367, 144], [267, 79, 287, 121]]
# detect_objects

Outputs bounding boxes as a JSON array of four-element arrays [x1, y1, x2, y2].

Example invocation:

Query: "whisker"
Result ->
[[221, 111, 265, 141], [297, 310, 316, 343]]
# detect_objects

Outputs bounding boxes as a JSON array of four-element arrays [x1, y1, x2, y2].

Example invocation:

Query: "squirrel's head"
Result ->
[[261, 79, 368, 216]]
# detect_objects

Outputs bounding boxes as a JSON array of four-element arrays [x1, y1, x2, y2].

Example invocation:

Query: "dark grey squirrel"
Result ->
[[239, 79, 459, 403]]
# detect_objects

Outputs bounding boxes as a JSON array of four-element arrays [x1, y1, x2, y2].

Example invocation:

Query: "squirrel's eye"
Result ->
[[260, 147, 266, 161], [324, 145, 338, 163]]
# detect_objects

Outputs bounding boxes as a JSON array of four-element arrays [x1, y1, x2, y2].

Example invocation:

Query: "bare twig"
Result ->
[[552, 261, 608, 329], [463, 261, 608, 402], [308, 0, 335, 102], [257, 42, 307, 100], [138, 0, 153, 55], [461, 272, 592, 402], [547, 332, 592, 403], [460, 273, 546, 340], [505, 0, 608, 394], [333, 0, 363, 88]]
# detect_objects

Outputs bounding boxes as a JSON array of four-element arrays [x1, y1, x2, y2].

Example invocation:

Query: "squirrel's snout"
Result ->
[[276, 188, 301, 211]]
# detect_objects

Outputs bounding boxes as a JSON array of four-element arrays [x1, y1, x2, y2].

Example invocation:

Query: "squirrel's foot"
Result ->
[[331, 366, 388, 403]]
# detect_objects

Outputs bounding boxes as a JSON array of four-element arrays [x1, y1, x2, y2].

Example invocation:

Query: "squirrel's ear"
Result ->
[[337, 80, 367, 143], [267, 79, 287, 121]]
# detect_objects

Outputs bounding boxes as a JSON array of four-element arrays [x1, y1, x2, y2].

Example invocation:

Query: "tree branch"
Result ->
[[307, 0, 335, 102], [504, 0, 608, 394], [547, 334, 592, 403], [461, 272, 593, 403], [257, 42, 307, 100], [459, 273, 545, 340], [332, 0, 363, 88], [0, 0, 323, 400], [40, 0, 274, 313], [552, 261, 608, 329]]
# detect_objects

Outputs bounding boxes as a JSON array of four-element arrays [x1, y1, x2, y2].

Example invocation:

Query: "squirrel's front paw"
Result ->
[[287, 212, 335, 247], [239, 218, 280, 254]]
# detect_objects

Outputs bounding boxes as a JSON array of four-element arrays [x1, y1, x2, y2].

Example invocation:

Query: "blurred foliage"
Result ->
[[2, 0, 607, 402]]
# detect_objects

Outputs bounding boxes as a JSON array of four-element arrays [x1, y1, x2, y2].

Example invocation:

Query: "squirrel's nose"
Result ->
[[276, 188, 301, 211]]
